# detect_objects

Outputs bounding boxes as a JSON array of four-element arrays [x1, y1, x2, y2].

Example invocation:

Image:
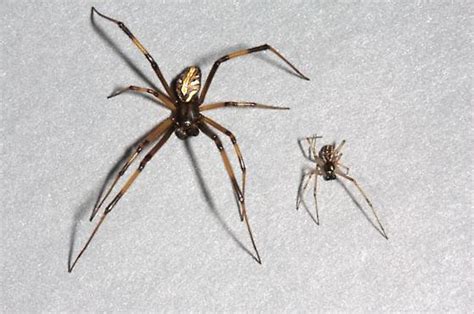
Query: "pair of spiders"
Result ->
[[69, 7, 387, 272]]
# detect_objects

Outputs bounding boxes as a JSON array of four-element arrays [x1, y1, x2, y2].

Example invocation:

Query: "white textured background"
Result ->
[[1, 0, 472, 312]]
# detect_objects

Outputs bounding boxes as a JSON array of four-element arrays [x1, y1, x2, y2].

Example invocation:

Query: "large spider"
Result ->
[[296, 135, 388, 239], [69, 7, 309, 272]]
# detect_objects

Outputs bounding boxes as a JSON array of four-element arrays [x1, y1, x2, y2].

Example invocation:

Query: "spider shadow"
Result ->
[[183, 140, 257, 262], [90, 9, 163, 94], [336, 178, 386, 238], [296, 167, 319, 225]]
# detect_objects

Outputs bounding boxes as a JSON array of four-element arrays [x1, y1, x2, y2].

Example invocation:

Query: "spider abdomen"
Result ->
[[176, 66, 201, 103], [319, 145, 336, 162]]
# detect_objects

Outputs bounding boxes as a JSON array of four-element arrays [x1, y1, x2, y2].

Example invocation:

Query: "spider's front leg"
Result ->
[[91, 7, 175, 99], [199, 44, 309, 103], [198, 121, 261, 264], [296, 170, 314, 210]]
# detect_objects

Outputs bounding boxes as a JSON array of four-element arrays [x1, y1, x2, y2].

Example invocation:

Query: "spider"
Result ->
[[296, 135, 388, 239], [68, 7, 309, 272]]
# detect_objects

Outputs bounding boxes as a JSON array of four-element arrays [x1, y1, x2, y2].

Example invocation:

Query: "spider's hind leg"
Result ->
[[90, 118, 173, 221], [335, 169, 388, 239], [198, 121, 261, 264], [201, 116, 248, 220], [70, 125, 175, 272]]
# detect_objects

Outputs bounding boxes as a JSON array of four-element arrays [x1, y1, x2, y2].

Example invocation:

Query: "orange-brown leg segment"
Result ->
[[201, 116, 246, 220], [91, 7, 174, 99], [335, 169, 388, 239], [199, 101, 289, 112], [198, 122, 261, 264], [90, 118, 174, 221], [69, 126, 175, 272], [199, 44, 310, 103], [108, 85, 175, 111]]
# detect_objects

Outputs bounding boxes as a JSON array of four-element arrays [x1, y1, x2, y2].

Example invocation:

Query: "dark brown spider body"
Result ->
[[319, 144, 337, 180], [173, 66, 202, 139]]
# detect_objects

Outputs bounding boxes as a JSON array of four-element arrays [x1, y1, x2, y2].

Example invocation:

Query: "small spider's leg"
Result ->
[[200, 101, 289, 112], [201, 116, 247, 219], [296, 170, 314, 210], [306, 135, 323, 161], [305, 137, 314, 159], [312, 169, 320, 225], [335, 169, 388, 239], [108, 85, 175, 111], [297, 137, 314, 162], [91, 7, 175, 99], [198, 122, 261, 264], [337, 163, 350, 175], [69, 126, 175, 272], [90, 118, 174, 221], [199, 44, 309, 103], [335, 140, 346, 153]]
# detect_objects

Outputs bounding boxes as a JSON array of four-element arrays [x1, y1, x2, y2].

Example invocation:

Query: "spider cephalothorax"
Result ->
[[70, 7, 309, 272]]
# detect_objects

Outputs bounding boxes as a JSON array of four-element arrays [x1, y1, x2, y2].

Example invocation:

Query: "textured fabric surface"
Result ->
[[1, 1, 471, 312]]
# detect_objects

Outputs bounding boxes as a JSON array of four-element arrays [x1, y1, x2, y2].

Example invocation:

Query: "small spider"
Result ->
[[296, 135, 388, 239], [69, 7, 309, 272]]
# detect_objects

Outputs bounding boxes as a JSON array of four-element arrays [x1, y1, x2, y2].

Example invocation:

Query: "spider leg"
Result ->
[[108, 85, 175, 111], [201, 115, 247, 220], [69, 126, 175, 272], [337, 163, 350, 175], [335, 169, 388, 239], [200, 101, 289, 112], [91, 7, 174, 99], [312, 168, 320, 225], [90, 118, 174, 221], [296, 170, 314, 210], [198, 122, 261, 264], [306, 134, 323, 162], [335, 140, 346, 153], [199, 44, 309, 103]]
